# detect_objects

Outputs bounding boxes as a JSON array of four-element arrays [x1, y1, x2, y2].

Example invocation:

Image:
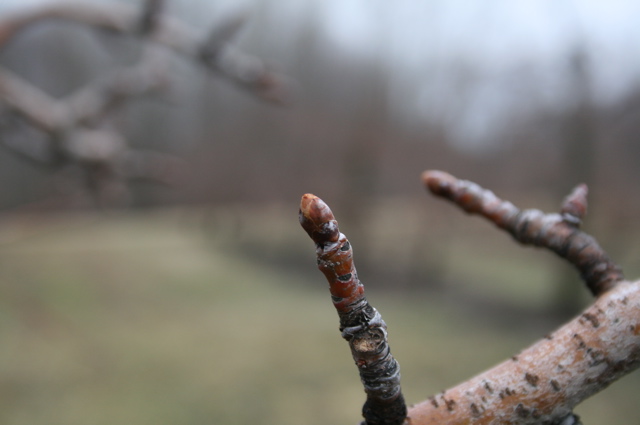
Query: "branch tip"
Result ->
[[421, 170, 456, 197], [299, 193, 339, 244]]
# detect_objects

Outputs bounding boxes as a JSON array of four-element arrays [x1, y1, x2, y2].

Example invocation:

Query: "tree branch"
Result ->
[[422, 170, 623, 296], [407, 278, 640, 424], [300, 194, 407, 425], [299, 172, 640, 425]]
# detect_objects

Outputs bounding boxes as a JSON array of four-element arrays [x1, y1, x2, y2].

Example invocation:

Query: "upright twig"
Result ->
[[300, 194, 407, 425]]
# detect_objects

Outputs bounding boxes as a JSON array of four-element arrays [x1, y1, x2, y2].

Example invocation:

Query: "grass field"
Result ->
[[0, 207, 638, 424]]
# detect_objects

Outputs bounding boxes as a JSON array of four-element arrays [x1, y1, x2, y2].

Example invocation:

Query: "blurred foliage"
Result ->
[[0, 208, 638, 424]]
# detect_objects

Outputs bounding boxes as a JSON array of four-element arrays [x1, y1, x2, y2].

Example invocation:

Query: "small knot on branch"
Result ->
[[561, 183, 588, 227]]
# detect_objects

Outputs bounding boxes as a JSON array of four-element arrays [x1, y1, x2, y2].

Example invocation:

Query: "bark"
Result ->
[[422, 171, 623, 296]]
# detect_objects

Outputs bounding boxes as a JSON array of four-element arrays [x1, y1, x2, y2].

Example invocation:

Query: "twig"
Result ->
[[422, 170, 624, 296], [300, 194, 407, 425]]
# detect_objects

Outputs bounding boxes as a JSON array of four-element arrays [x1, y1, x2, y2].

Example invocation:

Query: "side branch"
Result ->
[[422, 170, 624, 296], [299, 194, 407, 425]]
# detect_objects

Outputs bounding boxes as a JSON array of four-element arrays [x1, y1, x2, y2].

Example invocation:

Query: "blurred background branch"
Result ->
[[0, 0, 291, 207]]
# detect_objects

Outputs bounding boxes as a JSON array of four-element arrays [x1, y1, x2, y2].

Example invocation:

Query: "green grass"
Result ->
[[0, 208, 637, 424]]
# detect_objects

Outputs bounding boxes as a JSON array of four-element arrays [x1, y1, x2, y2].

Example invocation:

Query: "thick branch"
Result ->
[[406, 278, 640, 424], [300, 194, 407, 425]]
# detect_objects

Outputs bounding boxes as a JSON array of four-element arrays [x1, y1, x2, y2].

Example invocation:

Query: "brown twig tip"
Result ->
[[561, 183, 588, 226], [299, 194, 340, 244], [421, 170, 457, 197], [299, 193, 407, 425]]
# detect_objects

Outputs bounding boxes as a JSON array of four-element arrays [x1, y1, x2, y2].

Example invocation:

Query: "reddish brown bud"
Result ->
[[299, 194, 340, 244], [422, 170, 457, 198]]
